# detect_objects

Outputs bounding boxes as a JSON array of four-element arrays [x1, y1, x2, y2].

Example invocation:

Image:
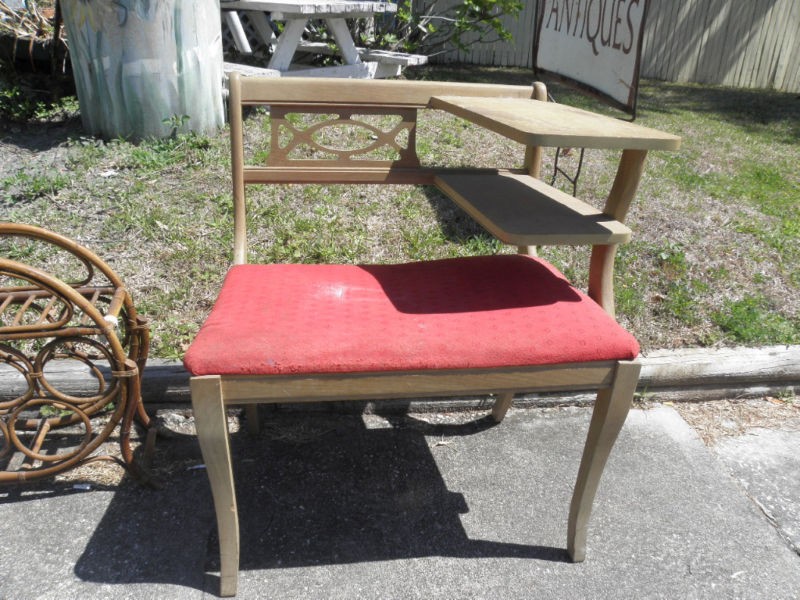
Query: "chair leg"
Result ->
[[191, 376, 240, 597], [491, 391, 515, 422], [245, 404, 260, 435], [567, 360, 640, 562]]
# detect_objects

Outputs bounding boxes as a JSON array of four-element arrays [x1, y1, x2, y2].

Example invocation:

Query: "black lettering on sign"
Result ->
[[586, 0, 601, 56], [612, 0, 625, 49], [623, 0, 640, 53], [543, 0, 640, 57]]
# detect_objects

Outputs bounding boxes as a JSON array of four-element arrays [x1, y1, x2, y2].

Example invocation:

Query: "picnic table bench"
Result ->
[[222, 0, 427, 78]]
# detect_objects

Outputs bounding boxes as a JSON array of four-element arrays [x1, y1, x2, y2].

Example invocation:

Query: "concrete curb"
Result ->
[[5, 346, 797, 409], [135, 345, 800, 407]]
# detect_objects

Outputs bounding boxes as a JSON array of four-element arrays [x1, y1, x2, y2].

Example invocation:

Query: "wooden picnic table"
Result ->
[[222, 0, 426, 78]]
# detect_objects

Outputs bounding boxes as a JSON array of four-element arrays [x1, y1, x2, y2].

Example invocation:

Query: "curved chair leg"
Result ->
[[491, 391, 515, 423], [192, 376, 240, 597], [568, 360, 640, 562]]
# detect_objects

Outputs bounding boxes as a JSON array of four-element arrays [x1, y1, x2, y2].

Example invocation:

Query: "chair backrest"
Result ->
[[227, 73, 540, 263]]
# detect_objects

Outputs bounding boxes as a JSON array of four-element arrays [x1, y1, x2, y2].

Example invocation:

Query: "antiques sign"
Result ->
[[534, 0, 648, 114]]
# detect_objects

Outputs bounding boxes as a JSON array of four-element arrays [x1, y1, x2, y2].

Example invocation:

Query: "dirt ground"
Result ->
[[0, 118, 79, 179], [671, 396, 800, 445]]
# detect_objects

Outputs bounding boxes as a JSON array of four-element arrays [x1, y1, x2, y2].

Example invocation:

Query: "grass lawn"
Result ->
[[2, 65, 798, 358]]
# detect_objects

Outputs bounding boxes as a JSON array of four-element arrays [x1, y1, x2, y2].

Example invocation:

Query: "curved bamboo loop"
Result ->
[[0, 225, 153, 484]]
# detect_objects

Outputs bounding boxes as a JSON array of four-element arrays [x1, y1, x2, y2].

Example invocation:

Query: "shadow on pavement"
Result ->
[[70, 430, 214, 592], [70, 411, 566, 592]]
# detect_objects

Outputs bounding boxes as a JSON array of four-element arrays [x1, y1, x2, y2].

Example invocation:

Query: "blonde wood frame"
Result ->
[[193, 361, 640, 597], [193, 72, 676, 596]]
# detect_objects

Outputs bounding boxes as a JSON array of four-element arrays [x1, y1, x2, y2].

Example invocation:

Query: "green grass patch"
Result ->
[[712, 295, 800, 345], [645, 242, 708, 326], [1, 171, 71, 204], [724, 164, 800, 255], [4, 66, 800, 355], [0, 81, 79, 123]]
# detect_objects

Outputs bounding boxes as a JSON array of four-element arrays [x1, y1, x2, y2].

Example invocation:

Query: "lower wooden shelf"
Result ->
[[434, 170, 631, 246]]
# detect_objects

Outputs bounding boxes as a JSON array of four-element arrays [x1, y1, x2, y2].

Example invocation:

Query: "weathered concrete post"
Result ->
[[60, 0, 224, 140]]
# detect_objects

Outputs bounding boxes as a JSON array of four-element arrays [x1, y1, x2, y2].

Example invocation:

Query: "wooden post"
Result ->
[[588, 149, 649, 316], [60, 0, 225, 140], [518, 81, 548, 256], [523, 81, 548, 178]]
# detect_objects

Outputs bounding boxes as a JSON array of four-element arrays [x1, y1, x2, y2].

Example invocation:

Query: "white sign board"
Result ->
[[534, 0, 648, 114]]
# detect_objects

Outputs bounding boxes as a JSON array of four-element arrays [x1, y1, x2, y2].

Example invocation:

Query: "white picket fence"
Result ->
[[436, 0, 800, 93]]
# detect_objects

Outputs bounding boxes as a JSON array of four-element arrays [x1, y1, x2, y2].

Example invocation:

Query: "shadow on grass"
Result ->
[[0, 118, 83, 153], [637, 81, 800, 141], [420, 184, 495, 247]]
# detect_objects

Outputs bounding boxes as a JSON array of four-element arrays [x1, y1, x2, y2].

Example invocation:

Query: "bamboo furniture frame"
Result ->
[[188, 73, 680, 596], [0, 224, 153, 483]]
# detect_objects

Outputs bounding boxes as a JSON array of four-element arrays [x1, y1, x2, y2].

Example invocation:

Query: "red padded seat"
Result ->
[[183, 255, 639, 376]]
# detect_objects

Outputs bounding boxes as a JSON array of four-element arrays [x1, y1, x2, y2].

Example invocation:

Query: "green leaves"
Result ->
[[364, 0, 523, 55]]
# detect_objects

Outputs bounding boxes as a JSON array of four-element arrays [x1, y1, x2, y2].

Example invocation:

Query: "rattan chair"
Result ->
[[0, 223, 153, 483]]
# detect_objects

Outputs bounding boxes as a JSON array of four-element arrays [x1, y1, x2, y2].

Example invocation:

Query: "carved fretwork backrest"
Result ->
[[228, 73, 536, 263], [268, 106, 420, 169]]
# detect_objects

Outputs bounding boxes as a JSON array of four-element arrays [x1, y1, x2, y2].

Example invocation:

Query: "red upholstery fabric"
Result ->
[[183, 255, 639, 376]]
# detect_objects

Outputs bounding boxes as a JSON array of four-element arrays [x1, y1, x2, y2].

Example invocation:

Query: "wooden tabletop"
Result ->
[[222, 0, 396, 17], [430, 96, 681, 151]]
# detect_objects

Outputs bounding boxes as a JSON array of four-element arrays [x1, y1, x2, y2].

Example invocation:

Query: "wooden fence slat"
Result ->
[[764, 0, 788, 88], [695, 0, 731, 85], [732, 1, 763, 88], [762, 1, 792, 89], [690, 0, 712, 83], [746, 0, 775, 88], [677, 1, 702, 82], [780, 1, 800, 90], [643, 0, 667, 78], [762, 0, 786, 87], [667, 0, 687, 82]]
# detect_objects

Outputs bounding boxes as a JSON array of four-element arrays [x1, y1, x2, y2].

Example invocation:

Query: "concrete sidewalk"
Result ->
[[1, 405, 798, 599]]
